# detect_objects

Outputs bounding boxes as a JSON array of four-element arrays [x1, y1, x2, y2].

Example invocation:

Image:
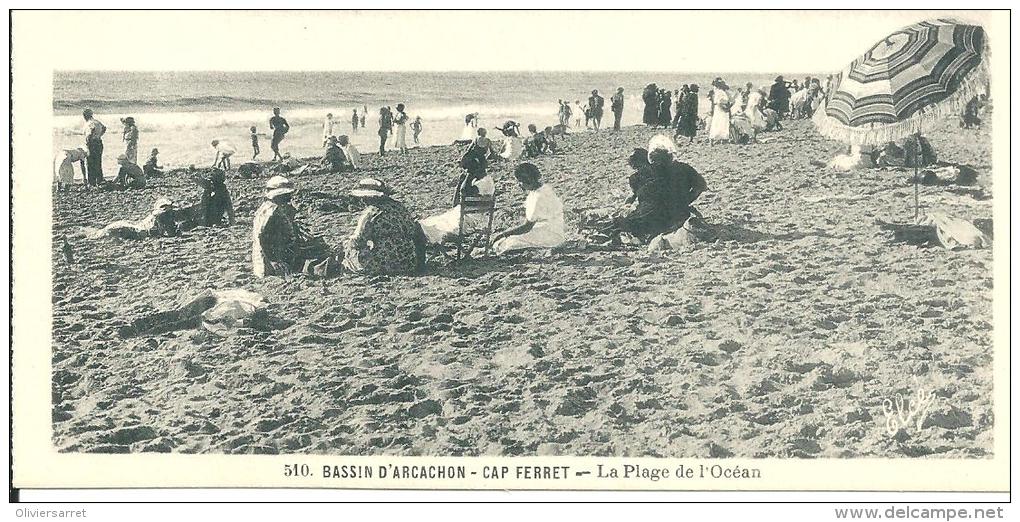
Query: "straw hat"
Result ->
[[350, 178, 394, 198], [265, 175, 296, 199], [153, 197, 175, 211]]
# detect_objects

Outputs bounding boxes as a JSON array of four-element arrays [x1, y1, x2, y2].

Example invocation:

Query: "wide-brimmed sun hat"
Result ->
[[350, 178, 394, 198], [265, 175, 296, 198], [153, 197, 175, 211]]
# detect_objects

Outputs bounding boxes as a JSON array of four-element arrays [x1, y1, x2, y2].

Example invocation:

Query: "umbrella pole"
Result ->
[[913, 129, 922, 222]]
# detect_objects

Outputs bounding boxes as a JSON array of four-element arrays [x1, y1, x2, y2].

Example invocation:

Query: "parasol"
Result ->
[[812, 18, 988, 218]]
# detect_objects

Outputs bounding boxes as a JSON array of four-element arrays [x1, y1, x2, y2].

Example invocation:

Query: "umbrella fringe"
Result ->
[[812, 60, 989, 145]]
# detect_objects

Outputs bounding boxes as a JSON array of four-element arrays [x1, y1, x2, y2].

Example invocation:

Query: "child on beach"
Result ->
[[411, 116, 423, 145], [250, 126, 260, 159], [211, 139, 236, 170], [143, 148, 163, 178]]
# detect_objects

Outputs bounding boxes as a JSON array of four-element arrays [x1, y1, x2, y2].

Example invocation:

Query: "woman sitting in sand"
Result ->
[[491, 163, 566, 255], [113, 154, 146, 189], [612, 137, 707, 241], [252, 176, 338, 278], [419, 155, 495, 245], [337, 135, 361, 170], [343, 178, 426, 275], [191, 168, 236, 227], [84, 197, 179, 240], [143, 148, 163, 178], [454, 113, 479, 145], [320, 135, 351, 173]]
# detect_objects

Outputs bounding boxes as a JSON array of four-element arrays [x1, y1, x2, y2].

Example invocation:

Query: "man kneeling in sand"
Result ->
[[491, 163, 566, 255]]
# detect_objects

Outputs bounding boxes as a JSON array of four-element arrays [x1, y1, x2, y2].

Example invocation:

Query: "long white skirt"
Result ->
[[420, 206, 490, 244], [492, 227, 565, 254], [709, 110, 730, 141]]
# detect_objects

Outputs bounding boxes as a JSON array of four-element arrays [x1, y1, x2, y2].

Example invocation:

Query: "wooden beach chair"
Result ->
[[456, 193, 497, 260]]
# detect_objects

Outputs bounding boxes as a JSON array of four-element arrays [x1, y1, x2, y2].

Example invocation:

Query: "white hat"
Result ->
[[153, 197, 175, 211], [265, 176, 296, 199], [350, 178, 394, 198], [647, 134, 679, 161]]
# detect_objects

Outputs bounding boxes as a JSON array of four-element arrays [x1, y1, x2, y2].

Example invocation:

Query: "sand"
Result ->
[[51, 117, 994, 457]]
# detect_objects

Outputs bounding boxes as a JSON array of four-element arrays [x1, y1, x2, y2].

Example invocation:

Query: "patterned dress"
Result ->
[[344, 198, 424, 275]]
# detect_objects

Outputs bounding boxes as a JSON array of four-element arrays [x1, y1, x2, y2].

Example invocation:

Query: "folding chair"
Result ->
[[456, 193, 497, 260]]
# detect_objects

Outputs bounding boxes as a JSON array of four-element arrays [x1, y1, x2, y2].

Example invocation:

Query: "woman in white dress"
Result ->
[[745, 87, 767, 131], [708, 78, 732, 145], [454, 113, 479, 145], [393, 104, 409, 153], [491, 163, 565, 254], [419, 156, 496, 244]]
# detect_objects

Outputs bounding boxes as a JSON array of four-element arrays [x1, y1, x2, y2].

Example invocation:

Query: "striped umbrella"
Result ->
[[814, 18, 987, 145]]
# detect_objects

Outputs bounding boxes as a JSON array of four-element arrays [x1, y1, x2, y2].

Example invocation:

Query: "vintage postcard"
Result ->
[[10, 9, 1010, 495]]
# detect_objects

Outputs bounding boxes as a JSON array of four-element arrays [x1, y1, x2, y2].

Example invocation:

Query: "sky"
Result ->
[[14, 10, 998, 73]]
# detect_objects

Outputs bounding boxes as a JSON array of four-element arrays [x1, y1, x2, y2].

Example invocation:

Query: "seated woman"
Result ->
[[343, 178, 427, 275], [252, 176, 338, 278], [192, 168, 236, 227], [875, 141, 906, 167], [419, 156, 495, 244], [143, 148, 163, 178], [114, 154, 146, 189], [85, 197, 179, 240], [320, 135, 350, 173], [453, 113, 479, 145], [496, 120, 524, 160], [491, 163, 566, 254], [729, 112, 755, 144], [619, 136, 707, 240], [337, 135, 361, 170]]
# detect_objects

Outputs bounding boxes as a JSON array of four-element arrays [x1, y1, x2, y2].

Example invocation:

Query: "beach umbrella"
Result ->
[[812, 18, 987, 218]]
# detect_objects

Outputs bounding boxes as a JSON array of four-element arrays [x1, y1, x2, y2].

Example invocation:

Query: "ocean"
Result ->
[[53, 70, 803, 168]]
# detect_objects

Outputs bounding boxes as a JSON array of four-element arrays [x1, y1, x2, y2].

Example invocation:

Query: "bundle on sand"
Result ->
[[878, 213, 991, 249], [118, 288, 283, 338]]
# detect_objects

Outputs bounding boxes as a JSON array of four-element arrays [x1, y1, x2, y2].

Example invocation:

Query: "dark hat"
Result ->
[[775, 75, 784, 82]]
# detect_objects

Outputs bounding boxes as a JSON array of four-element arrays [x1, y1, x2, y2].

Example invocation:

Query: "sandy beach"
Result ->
[[51, 117, 994, 458]]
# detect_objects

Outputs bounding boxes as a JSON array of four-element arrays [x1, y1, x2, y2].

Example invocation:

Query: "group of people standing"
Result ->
[[56, 109, 160, 192], [642, 83, 701, 142], [555, 89, 613, 131]]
